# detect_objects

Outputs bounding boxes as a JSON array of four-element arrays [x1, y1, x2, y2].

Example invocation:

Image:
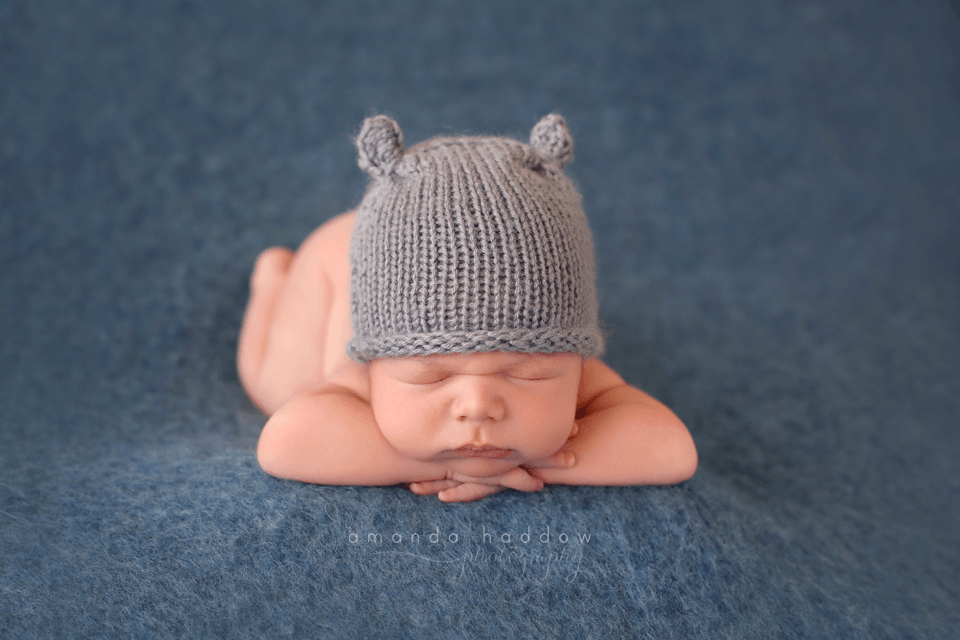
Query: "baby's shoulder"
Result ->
[[323, 358, 372, 402]]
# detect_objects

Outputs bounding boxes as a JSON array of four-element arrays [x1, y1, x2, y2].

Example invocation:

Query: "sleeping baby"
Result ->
[[237, 114, 697, 502]]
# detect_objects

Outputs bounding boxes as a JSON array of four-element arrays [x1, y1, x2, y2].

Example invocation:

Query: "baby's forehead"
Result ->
[[375, 351, 580, 374]]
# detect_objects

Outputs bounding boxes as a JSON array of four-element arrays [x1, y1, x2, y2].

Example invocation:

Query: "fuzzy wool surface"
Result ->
[[2, 1, 959, 638]]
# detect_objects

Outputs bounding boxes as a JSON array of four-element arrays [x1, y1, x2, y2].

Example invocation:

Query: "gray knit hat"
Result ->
[[346, 114, 604, 363]]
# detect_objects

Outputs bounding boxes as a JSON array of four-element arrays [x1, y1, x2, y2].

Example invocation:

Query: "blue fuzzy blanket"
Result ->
[[2, 1, 958, 638]]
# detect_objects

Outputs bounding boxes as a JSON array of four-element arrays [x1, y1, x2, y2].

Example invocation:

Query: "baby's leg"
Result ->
[[237, 247, 307, 413], [238, 247, 293, 389], [238, 213, 355, 414]]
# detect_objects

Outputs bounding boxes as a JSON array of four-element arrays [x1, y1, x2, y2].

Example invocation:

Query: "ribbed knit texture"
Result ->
[[347, 115, 604, 363]]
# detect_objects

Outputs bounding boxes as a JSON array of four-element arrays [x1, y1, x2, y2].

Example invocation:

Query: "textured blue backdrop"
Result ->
[[2, 1, 959, 638]]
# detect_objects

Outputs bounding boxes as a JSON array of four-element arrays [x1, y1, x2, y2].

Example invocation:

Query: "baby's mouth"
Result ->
[[450, 446, 513, 459]]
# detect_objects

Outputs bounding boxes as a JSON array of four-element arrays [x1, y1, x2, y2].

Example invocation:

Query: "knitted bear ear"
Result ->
[[356, 115, 404, 177], [529, 114, 574, 169]]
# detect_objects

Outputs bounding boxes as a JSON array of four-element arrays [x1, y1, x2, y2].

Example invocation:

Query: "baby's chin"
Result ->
[[441, 455, 524, 478]]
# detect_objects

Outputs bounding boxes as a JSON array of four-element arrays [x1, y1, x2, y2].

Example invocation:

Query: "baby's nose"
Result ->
[[453, 378, 506, 422]]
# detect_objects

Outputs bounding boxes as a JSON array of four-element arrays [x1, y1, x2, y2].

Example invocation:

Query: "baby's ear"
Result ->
[[530, 114, 574, 169], [356, 115, 404, 177]]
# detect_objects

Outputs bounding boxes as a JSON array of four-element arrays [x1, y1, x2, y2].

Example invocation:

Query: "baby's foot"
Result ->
[[250, 247, 294, 294]]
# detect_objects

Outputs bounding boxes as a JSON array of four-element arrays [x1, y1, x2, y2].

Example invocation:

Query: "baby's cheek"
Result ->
[[372, 405, 406, 441], [375, 409, 436, 456], [520, 413, 575, 457]]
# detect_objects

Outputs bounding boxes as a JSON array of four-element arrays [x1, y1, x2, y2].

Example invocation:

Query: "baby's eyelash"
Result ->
[[409, 373, 450, 385], [505, 371, 556, 381]]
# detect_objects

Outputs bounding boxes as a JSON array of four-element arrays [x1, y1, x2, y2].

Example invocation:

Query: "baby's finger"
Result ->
[[438, 483, 504, 503], [496, 467, 546, 493], [524, 451, 576, 470], [409, 479, 460, 495]]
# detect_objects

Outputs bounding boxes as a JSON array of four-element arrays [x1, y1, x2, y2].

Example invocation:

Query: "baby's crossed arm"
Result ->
[[531, 358, 698, 487], [257, 377, 478, 487], [256, 358, 696, 501], [256, 384, 568, 502]]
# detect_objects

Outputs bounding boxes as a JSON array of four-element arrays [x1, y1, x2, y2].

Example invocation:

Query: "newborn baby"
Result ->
[[238, 114, 697, 502]]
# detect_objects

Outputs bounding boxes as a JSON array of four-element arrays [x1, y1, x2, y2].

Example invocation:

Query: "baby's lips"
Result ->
[[450, 446, 513, 459]]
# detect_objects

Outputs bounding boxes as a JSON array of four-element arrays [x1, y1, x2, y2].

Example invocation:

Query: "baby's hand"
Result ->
[[409, 423, 579, 502], [409, 448, 577, 503], [408, 480, 482, 501], [410, 467, 542, 502], [524, 421, 579, 480], [409, 479, 512, 502]]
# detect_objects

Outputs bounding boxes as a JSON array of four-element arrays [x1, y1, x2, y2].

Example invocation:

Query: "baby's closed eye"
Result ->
[[398, 371, 450, 385], [503, 367, 564, 382]]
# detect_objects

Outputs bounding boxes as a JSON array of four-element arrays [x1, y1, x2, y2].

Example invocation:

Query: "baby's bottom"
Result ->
[[237, 212, 356, 415]]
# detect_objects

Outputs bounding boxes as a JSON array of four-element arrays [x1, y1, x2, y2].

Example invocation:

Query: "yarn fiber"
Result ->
[[346, 115, 604, 363]]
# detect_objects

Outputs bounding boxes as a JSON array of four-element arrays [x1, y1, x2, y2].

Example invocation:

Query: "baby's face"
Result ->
[[368, 351, 583, 478]]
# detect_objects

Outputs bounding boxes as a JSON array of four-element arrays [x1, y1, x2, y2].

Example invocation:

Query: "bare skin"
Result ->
[[238, 211, 697, 502]]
